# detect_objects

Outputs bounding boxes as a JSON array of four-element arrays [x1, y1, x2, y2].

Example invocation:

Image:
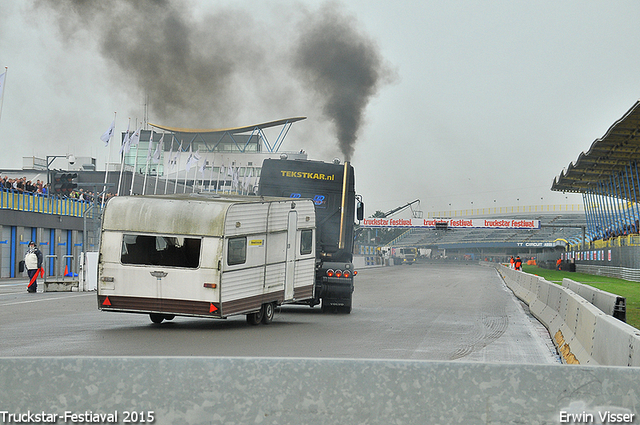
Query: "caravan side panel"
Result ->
[[219, 202, 271, 315], [292, 201, 316, 300]]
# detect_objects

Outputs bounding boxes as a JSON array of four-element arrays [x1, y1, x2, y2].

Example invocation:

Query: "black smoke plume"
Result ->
[[293, 3, 394, 160], [33, 0, 393, 160]]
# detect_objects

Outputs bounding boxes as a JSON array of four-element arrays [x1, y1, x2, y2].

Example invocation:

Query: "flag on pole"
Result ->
[[129, 125, 142, 147], [232, 167, 239, 191], [152, 133, 163, 164], [0, 70, 6, 103], [0, 70, 6, 100], [169, 142, 182, 169], [100, 119, 115, 146], [119, 120, 131, 155], [244, 167, 253, 192], [0, 69, 8, 125], [146, 130, 155, 162], [185, 147, 201, 172]]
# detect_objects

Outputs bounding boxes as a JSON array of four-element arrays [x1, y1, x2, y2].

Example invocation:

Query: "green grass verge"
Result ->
[[522, 265, 640, 330]]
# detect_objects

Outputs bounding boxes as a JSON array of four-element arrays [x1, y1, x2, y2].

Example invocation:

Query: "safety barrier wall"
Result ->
[[562, 278, 626, 321], [496, 264, 640, 366], [1, 357, 639, 425]]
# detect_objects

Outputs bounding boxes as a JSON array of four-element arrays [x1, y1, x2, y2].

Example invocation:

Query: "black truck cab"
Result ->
[[258, 158, 363, 313]]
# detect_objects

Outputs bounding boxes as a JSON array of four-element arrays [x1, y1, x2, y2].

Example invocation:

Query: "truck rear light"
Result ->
[[326, 269, 335, 277], [335, 270, 343, 278], [203, 283, 217, 289], [343, 270, 350, 278], [353, 270, 358, 276]]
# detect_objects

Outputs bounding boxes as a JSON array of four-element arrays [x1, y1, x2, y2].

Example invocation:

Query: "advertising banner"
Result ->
[[361, 218, 540, 230]]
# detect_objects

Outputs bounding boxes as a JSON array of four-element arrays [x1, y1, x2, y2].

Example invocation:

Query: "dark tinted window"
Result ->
[[121, 234, 201, 268]]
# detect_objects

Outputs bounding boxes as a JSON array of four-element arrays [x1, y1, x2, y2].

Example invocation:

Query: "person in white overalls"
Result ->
[[25, 241, 43, 293]]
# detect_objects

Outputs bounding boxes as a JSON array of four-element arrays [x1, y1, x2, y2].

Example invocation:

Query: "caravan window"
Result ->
[[227, 237, 246, 265], [300, 229, 313, 255], [121, 234, 201, 268]]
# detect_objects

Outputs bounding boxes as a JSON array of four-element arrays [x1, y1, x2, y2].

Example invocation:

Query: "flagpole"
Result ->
[[226, 159, 232, 194], [102, 112, 116, 208], [0, 67, 7, 125], [117, 118, 131, 196], [129, 144, 137, 195], [164, 136, 174, 195], [208, 155, 215, 192], [183, 144, 190, 194], [142, 130, 153, 195], [153, 133, 164, 195], [215, 158, 222, 194], [201, 163, 207, 190], [154, 166, 160, 195], [174, 141, 182, 194], [193, 159, 199, 193], [129, 126, 141, 195]]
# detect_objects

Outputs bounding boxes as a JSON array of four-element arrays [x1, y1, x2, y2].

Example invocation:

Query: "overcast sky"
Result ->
[[2, 0, 640, 217]]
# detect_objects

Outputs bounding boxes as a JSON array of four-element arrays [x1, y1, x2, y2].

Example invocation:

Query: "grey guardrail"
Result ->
[[1, 357, 639, 424], [562, 278, 626, 322], [496, 264, 640, 366]]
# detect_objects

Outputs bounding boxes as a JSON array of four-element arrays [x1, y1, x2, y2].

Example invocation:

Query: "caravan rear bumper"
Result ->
[[98, 295, 222, 318]]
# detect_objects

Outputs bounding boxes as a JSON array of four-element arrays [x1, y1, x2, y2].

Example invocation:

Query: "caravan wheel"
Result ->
[[149, 313, 164, 324], [261, 303, 275, 324], [246, 309, 263, 325]]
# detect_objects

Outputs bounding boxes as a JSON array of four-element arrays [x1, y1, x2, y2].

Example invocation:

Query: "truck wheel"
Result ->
[[149, 313, 164, 324], [338, 305, 352, 314], [262, 302, 275, 324], [246, 309, 263, 325], [321, 299, 331, 313]]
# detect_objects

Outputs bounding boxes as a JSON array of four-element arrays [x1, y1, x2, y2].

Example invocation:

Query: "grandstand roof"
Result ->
[[149, 117, 306, 134], [551, 100, 640, 194]]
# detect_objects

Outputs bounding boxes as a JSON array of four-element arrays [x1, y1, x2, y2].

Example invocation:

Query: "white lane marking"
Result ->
[[0, 293, 94, 306]]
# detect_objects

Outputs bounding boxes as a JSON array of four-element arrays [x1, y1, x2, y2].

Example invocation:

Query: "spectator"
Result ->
[[514, 256, 522, 271], [25, 241, 43, 293]]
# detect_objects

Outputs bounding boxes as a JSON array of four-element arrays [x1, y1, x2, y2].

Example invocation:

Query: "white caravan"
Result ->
[[97, 193, 316, 325]]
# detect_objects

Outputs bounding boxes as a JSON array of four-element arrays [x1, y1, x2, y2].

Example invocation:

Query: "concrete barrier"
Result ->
[[353, 254, 384, 269], [497, 264, 640, 366], [592, 313, 640, 366], [562, 278, 626, 321], [43, 280, 79, 292], [0, 357, 639, 425]]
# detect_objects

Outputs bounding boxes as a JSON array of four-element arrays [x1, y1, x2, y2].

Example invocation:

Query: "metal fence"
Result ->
[[0, 188, 92, 217]]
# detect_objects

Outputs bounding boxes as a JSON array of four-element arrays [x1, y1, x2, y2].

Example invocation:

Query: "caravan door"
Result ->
[[284, 211, 297, 300]]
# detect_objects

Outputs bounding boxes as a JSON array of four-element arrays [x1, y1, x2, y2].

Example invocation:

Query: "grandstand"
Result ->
[[549, 100, 640, 277], [384, 210, 586, 261]]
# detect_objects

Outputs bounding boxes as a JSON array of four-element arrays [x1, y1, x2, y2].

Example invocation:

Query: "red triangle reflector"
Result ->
[[209, 303, 218, 313], [102, 296, 111, 306]]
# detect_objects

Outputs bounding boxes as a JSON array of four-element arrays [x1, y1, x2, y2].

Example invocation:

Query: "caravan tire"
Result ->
[[246, 309, 263, 325], [149, 313, 164, 324], [262, 302, 275, 324]]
